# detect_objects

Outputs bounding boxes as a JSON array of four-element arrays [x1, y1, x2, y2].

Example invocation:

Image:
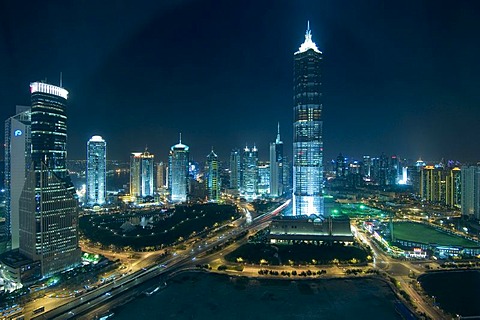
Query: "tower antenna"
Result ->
[[60, 72, 63, 87]]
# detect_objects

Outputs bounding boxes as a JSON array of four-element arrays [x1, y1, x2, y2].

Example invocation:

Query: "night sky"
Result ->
[[1, 1, 480, 163]]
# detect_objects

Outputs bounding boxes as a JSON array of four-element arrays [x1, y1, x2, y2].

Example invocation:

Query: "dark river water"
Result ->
[[113, 272, 403, 320], [419, 270, 480, 317]]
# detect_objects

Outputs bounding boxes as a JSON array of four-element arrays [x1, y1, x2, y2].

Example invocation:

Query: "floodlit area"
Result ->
[[393, 222, 478, 247]]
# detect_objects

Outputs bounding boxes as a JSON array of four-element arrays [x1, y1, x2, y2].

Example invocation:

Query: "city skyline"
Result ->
[[1, 1, 480, 162]]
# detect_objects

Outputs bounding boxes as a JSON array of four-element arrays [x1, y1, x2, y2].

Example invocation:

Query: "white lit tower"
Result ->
[[242, 145, 258, 201], [292, 22, 324, 216], [168, 135, 189, 202], [86, 135, 107, 206]]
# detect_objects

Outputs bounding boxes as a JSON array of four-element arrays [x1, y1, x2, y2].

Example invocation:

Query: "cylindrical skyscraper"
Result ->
[[292, 22, 324, 217], [168, 136, 189, 202], [86, 135, 107, 206]]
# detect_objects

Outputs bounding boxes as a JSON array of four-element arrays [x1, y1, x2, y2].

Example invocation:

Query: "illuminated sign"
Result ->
[[14, 129, 22, 137]]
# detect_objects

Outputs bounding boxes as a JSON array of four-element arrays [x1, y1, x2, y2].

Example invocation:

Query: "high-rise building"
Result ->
[[242, 145, 258, 200], [130, 149, 155, 199], [156, 161, 165, 190], [4, 106, 31, 250], [258, 161, 270, 196], [269, 124, 284, 197], [461, 165, 480, 220], [86, 135, 106, 207], [19, 82, 81, 276], [420, 165, 461, 207], [229, 149, 241, 192], [292, 22, 324, 216], [206, 149, 219, 201], [169, 137, 189, 202], [362, 155, 372, 180], [335, 153, 346, 178]]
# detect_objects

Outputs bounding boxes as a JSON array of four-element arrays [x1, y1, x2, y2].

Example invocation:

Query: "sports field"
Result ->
[[393, 222, 478, 247]]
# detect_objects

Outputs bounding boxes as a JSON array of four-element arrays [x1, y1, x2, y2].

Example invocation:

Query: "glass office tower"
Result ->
[[19, 82, 81, 276], [292, 23, 324, 217], [86, 135, 107, 206], [169, 137, 189, 202]]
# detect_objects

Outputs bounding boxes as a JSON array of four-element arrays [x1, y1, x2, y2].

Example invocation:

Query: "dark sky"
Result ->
[[1, 1, 480, 163]]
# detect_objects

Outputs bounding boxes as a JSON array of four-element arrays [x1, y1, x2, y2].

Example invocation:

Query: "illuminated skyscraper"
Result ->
[[206, 149, 219, 201], [242, 145, 258, 200], [269, 123, 283, 197], [169, 136, 189, 202], [86, 135, 106, 206], [4, 106, 31, 250], [130, 149, 155, 199], [293, 22, 324, 216], [461, 165, 480, 220], [19, 82, 81, 276], [420, 165, 461, 207], [156, 161, 165, 190], [258, 161, 270, 196], [229, 149, 241, 192]]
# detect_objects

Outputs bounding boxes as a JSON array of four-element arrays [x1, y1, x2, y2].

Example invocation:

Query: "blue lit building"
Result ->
[[86, 135, 106, 206], [242, 145, 258, 201], [169, 137, 189, 202], [258, 161, 270, 196], [293, 23, 324, 217], [4, 106, 31, 250]]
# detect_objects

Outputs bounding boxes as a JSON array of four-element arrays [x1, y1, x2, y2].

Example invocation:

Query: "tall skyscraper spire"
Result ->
[[270, 122, 284, 198], [296, 21, 321, 54], [276, 122, 281, 144], [292, 23, 324, 216]]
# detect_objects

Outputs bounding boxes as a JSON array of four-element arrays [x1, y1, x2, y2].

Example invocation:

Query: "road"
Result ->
[[352, 223, 447, 320], [20, 200, 290, 320]]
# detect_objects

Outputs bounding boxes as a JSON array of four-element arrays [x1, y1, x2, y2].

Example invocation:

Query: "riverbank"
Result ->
[[112, 270, 405, 320]]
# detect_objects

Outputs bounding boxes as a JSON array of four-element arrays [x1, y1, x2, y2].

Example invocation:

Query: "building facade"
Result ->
[[4, 106, 31, 250], [86, 135, 106, 206], [420, 165, 461, 207], [130, 150, 155, 199], [292, 23, 324, 216], [168, 138, 189, 202], [156, 161, 165, 190], [229, 149, 241, 192], [19, 82, 81, 276], [242, 145, 258, 200], [206, 149, 219, 201], [269, 124, 284, 197], [461, 165, 480, 220], [258, 161, 270, 196]]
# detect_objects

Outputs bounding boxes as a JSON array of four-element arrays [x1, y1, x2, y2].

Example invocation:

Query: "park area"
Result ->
[[393, 222, 478, 247], [80, 203, 239, 250]]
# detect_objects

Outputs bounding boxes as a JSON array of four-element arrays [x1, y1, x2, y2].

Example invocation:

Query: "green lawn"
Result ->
[[335, 203, 385, 218], [393, 222, 478, 247]]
